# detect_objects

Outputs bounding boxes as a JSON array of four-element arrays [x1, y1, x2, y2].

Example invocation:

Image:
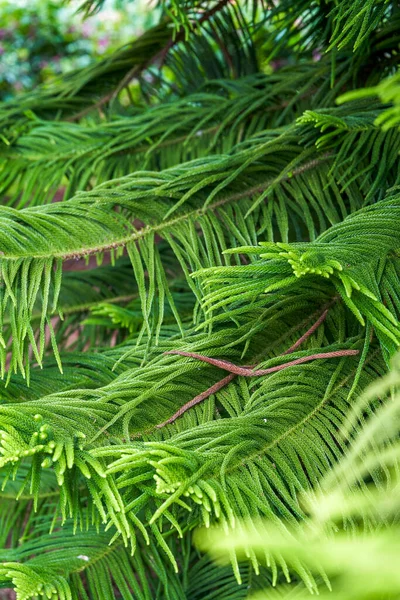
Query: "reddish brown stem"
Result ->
[[156, 348, 359, 428], [156, 303, 340, 428], [156, 373, 235, 428], [282, 308, 329, 355], [165, 349, 359, 376]]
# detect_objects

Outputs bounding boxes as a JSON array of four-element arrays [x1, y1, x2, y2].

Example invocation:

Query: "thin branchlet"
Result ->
[[164, 349, 359, 377], [157, 306, 359, 428], [282, 309, 329, 355], [156, 373, 236, 428]]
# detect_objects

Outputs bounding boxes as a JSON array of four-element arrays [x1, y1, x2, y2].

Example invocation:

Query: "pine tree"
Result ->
[[0, 1, 400, 598]]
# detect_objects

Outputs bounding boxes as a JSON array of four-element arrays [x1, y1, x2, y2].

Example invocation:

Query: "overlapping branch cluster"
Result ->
[[0, 1, 399, 599]]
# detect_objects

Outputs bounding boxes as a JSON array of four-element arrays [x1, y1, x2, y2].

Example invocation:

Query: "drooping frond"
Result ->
[[0, 301, 386, 589], [0, 22, 171, 134], [0, 106, 399, 374], [0, 517, 275, 600], [0, 65, 337, 207], [0, 0, 262, 136]]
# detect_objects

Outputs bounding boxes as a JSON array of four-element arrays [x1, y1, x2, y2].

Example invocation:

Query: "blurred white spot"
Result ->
[[78, 555, 90, 561]]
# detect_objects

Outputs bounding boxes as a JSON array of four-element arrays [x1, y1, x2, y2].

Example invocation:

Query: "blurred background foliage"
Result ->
[[0, 0, 158, 100]]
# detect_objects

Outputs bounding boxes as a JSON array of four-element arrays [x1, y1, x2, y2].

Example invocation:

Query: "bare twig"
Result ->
[[155, 305, 335, 428], [156, 373, 235, 428], [282, 308, 329, 355], [164, 349, 359, 377], [156, 322, 359, 428]]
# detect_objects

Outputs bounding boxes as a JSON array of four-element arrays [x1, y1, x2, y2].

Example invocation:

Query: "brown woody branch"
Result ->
[[164, 349, 359, 377], [156, 373, 235, 428], [282, 308, 329, 355], [156, 306, 358, 428], [156, 306, 330, 428]]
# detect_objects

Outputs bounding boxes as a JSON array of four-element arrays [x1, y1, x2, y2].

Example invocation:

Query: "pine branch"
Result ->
[[67, 0, 232, 122], [1, 3, 400, 598], [0, 153, 330, 262], [156, 307, 332, 427]]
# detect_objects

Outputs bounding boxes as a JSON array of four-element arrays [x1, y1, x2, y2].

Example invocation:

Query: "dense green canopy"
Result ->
[[0, 1, 400, 598]]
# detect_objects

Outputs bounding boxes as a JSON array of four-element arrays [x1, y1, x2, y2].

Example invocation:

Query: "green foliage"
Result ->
[[0, 0, 400, 598], [197, 356, 400, 599], [338, 71, 400, 131], [198, 194, 400, 359]]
